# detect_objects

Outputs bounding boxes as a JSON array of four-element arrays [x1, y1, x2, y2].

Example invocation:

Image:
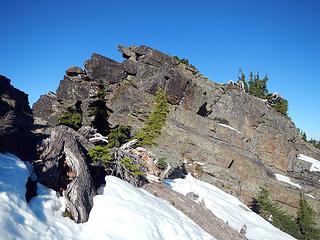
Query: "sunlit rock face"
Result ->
[[32, 45, 320, 223]]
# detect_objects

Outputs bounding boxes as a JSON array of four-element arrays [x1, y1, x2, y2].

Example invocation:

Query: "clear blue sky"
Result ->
[[1, 0, 319, 139]]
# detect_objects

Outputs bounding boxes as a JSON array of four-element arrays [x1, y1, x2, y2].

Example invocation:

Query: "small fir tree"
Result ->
[[296, 193, 320, 240], [107, 125, 132, 148], [238, 69, 249, 93], [135, 89, 169, 146]]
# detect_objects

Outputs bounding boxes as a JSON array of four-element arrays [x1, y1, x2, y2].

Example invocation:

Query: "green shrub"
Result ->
[[107, 126, 132, 148], [267, 94, 288, 115], [135, 89, 169, 146], [120, 157, 144, 177], [58, 112, 82, 130], [156, 158, 168, 170], [88, 145, 112, 167]]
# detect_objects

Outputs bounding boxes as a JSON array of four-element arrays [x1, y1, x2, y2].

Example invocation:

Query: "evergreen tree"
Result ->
[[135, 89, 169, 145], [88, 84, 110, 135], [107, 125, 132, 148], [248, 72, 269, 98], [273, 97, 289, 115], [255, 187, 301, 238], [308, 139, 320, 149], [238, 69, 249, 92], [238, 70, 289, 115], [296, 193, 320, 240], [302, 132, 307, 141]]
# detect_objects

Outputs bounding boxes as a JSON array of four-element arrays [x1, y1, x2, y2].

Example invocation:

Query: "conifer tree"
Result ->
[[238, 69, 249, 92], [273, 97, 289, 115], [302, 132, 307, 141], [255, 187, 300, 238], [248, 72, 269, 98], [296, 193, 320, 240]]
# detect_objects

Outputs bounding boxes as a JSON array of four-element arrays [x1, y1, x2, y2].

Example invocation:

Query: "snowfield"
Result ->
[[165, 174, 296, 240], [0, 153, 214, 240], [298, 154, 320, 172], [274, 173, 302, 189], [0, 153, 297, 240]]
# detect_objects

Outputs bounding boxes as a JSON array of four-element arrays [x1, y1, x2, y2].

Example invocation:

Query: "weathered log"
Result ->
[[36, 125, 96, 223]]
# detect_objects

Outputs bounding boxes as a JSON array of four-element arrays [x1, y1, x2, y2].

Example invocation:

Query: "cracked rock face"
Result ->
[[33, 45, 320, 224], [36, 125, 96, 223], [0, 75, 35, 160]]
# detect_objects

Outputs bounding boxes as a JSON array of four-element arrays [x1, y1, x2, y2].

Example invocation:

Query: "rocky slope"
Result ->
[[32, 45, 320, 225], [0, 75, 35, 160]]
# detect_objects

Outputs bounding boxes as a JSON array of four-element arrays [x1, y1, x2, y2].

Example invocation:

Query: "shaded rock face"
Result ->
[[33, 45, 320, 223], [0, 75, 35, 160], [36, 125, 96, 223]]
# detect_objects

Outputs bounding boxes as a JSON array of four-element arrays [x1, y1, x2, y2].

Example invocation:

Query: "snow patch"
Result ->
[[218, 123, 241, 134], [274, 174, 301, 189], [165, 174, 296, 240], [297, 154, 320, 172], [89, 133, 108, 143], [0, 153, 214, 240], [305, 194, 315, 199]]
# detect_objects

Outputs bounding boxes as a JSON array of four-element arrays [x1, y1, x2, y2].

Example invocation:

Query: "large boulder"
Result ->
[[0, 75, 35, 160], [36, 125, 96, 223]]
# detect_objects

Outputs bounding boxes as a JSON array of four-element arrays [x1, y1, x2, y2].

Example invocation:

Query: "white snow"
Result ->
[[297, 154, 320, 172], [165, 174, 296, 240], [0, 153, 214, 240], [305, 194, 315, 200], [89, 133, 108, 143], [274, 174, 302, 189], [218, 123, 241, 134]]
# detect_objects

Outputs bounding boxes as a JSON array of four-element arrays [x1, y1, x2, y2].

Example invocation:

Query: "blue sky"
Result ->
[[1, 0, 319, 139]]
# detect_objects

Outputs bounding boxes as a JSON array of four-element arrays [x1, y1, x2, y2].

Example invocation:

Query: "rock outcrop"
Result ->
[[0, 75, 35, 160], [33, 45, 320, 224], [36, 125, 96, 223]]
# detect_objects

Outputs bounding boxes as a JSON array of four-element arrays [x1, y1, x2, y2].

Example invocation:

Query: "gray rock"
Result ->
[[186, 192, 199, 201], [85, 53, 127, 84], [32, 45, 320, 225], [65, 66, 85, 76], [0, 75, 35, 160]]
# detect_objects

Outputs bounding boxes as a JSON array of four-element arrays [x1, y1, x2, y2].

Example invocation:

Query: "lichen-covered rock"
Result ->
[[0, 75, 35, 160], [36, 125, 95, 223]]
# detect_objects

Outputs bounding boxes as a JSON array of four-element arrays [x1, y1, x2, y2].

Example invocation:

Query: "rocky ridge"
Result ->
[[32, 45, 320, 225]]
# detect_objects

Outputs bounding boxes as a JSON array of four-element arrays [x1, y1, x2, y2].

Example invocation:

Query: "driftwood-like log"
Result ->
[[36, 125, 96, 223]]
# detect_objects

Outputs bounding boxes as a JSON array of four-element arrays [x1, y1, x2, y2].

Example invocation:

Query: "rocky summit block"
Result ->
[[33, 45, 320, 224], [0, 75, 35, 160]]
